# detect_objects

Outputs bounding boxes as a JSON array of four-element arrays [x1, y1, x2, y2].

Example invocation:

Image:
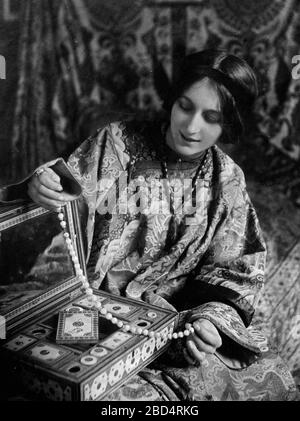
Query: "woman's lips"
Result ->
[[180, 132, 201, 143]]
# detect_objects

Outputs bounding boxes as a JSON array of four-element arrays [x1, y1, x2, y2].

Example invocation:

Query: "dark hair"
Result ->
[[163, 49, 258, 144]]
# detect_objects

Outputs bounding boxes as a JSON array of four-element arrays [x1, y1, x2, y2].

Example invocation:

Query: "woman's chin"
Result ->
[[173, 143, 206, 157]]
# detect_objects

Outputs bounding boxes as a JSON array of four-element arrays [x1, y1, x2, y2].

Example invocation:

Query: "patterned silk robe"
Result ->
[[67, 119, 268, 367], [0, 119, 297, 400]]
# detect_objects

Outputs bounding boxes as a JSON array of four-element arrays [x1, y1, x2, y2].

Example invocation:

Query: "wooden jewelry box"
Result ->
[[0, 201, 178, 401]]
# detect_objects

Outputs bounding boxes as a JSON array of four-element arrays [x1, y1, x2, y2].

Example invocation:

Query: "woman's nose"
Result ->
[[185, 113, 204, 135]]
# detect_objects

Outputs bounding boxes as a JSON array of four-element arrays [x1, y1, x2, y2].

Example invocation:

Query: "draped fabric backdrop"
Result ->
[[6, 0, 300, 203]]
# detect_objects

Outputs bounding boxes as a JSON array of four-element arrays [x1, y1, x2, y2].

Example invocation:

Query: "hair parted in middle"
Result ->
[[163, 49, 258, 144]]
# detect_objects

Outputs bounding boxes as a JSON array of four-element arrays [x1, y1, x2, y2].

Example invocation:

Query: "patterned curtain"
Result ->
[[10, 0, 300, 203]]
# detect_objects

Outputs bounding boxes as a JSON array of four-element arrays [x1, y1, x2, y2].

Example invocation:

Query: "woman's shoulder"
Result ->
[[103, 118, 164, 158], [95, 118, 162, 134], [212, 144, 246, 184], [94, 119, 161, 142]]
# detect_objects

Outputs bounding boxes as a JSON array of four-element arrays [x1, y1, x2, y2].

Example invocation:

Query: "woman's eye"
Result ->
[[203, 111, 222, 124], [178, 100, 192, 112]]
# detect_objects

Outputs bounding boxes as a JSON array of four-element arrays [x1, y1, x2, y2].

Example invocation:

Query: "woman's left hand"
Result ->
[[184, 318, 222, 365]]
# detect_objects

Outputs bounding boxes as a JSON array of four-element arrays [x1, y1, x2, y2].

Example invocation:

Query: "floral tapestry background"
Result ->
[[1, 0, 300, 204]]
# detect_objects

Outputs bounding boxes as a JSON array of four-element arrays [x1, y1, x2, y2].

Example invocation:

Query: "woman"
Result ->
[[14, 50, 298, 400]]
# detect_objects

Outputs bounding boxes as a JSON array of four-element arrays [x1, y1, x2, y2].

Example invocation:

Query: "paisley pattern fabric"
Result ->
[[106, 349, 298, 402], [64, 119, 297, 400]]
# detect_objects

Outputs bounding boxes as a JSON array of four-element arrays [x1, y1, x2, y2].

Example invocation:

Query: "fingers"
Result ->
[[183, 319, 223, 367], [27, 168, 66, 211], [34, 168, 78, 201], [39, 168, 63, 192], [193, 319, 222, 350], [188, 334, 216, 354], [28, 187, 64, 211], [28, 181, 64, 204], [183, 348, 202, 367], [33, 182, 64, 201], [185, 339, 206, 364]]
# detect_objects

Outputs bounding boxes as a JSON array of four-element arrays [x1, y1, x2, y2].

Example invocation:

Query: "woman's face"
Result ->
[[167, 78, 223, 157]]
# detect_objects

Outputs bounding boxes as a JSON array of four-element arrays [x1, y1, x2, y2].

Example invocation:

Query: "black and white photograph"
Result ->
[[0, 0, 299, 405]]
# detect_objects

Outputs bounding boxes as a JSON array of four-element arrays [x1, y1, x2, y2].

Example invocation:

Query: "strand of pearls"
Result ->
[[58, 210, 194, 340]]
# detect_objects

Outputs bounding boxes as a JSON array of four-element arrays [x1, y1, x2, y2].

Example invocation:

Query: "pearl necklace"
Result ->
[[57, 210, 195, 340]]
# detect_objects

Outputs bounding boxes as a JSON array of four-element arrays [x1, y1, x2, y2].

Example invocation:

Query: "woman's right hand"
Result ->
[[27, 167, 75, 211]]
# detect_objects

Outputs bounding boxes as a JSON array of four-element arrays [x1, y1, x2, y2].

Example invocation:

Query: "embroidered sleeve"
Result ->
[[0, 182, 29, 203], [67, 123, 131, 260], [184, 179, 268, 365], [0, 158, 68, 203], [67, 124, 129, 198]]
